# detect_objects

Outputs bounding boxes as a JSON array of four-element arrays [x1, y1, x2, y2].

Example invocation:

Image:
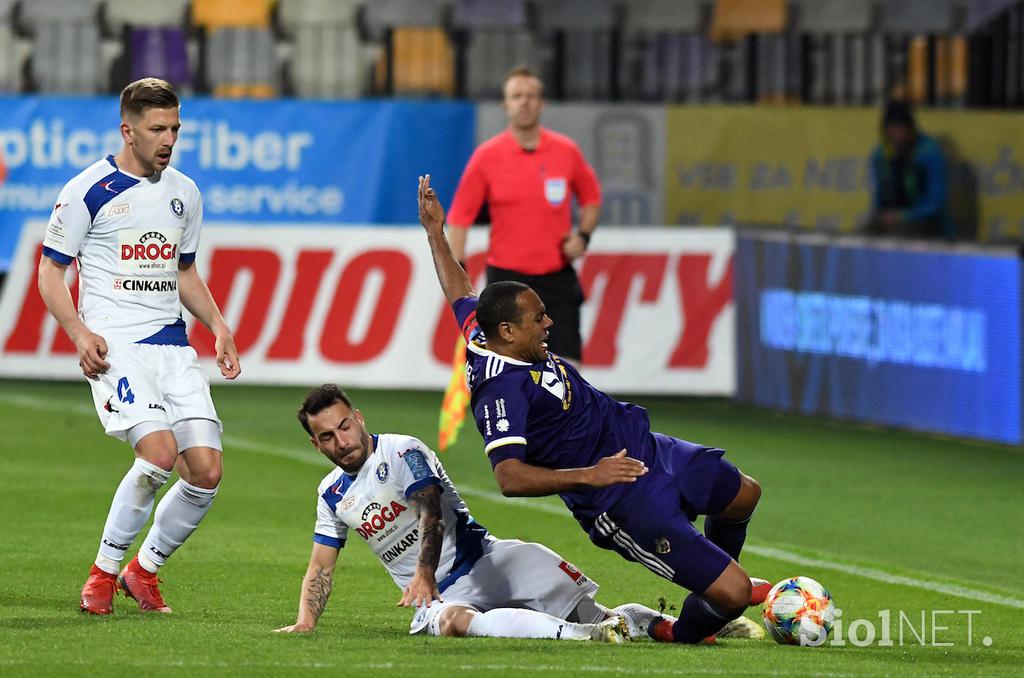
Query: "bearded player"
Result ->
[[275, 384, 670, 642]]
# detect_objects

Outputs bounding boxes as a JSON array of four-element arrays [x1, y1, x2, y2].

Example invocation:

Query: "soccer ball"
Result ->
[[761, 576, 836, 646]]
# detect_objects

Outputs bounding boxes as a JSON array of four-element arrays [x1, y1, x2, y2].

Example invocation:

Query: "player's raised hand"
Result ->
[[585, 449, 648, 488], [75, 330, 110, 380], [417, 174, 446, 235], [215, 330, 241, 379], [398, 568, 443, 608]]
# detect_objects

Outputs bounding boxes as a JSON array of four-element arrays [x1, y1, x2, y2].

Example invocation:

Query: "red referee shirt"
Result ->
[[447, 127, 601, 275]]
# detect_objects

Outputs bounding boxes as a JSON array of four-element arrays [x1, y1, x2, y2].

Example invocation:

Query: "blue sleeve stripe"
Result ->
[[179, 252, 196, 264], [313, 533, 344, 549], [404, 476, 442, 498], [42, 246, 74, 265]]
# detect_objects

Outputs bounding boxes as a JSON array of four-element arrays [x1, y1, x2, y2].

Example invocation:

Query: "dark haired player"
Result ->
[[417, 174, 768, 643]]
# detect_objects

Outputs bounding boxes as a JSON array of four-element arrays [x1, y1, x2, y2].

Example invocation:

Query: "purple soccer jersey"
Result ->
[[453, 296, 656, 522]]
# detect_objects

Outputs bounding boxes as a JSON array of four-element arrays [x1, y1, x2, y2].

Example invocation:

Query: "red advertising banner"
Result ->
[[0, 224, 735, 394]]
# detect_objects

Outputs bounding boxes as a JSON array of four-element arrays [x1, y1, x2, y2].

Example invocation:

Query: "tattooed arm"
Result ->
[[397, 482, 445, 608], [274, 543, 340, 633]]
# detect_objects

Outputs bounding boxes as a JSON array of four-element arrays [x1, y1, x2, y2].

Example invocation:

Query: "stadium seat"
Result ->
[[104, 0, 189, 31], [22, 0, 107, 94], [364, 0, 455, 97], [452, 0, 539, 99], [104, 0, 193, 91], [620, 0, 717, 102], [881, 0, 956, 105], [192, 0, 277, 97], [709, 0, 790, 103], [709, 0, 786, 43], [792, 0, 881, 105], [537, 0, 617, 100], [0, 0, 26, 92], [967, 0, 1020, 32], [278, 0, 366, 98], [191, 0, 273, 29], [204, 27, 279, 98]]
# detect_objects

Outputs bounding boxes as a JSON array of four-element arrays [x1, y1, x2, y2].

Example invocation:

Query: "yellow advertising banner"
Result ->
[[666, 106, 1024, 242]]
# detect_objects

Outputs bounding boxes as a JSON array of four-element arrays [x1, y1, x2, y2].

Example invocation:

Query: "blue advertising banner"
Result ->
[[0, 97, 475, 271], [735, 234, 1022, 445]]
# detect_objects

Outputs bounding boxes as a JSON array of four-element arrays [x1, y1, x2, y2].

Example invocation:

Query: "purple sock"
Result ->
[[704, 515, 750, 561], [671, 593, 731, 643]]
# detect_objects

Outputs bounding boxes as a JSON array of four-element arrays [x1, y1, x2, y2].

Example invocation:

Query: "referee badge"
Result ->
[[170, 198, 185, 218], [655, 537, 671, 554], [544, 177, 567, 206]]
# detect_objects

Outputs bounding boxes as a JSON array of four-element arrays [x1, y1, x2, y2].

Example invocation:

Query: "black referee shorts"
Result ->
[[486, 264, 584, 360]]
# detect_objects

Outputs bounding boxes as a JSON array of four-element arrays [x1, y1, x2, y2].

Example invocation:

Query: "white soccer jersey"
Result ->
[[313, 434, 492, 592], [42, 155, 203, 345]]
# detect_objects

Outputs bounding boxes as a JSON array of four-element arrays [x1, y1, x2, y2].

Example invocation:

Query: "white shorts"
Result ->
[[409, 538, 599, 636], [88, 342, 221, 443]]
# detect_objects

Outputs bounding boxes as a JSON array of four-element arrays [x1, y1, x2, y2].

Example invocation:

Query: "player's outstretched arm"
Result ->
[[493, 450, 648, 497], [398, 482, 445, 608], [178, 261, 241, 379], [417, 174, 475, 304], [37, 255, 109, 379], [274, 543, 340, 633]]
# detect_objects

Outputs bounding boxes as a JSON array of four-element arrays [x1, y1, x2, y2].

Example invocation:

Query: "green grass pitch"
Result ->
[[0, 379, 1021, 676]]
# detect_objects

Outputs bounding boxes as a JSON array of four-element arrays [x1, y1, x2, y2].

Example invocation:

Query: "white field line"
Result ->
[[2, 390, 1021, 611]]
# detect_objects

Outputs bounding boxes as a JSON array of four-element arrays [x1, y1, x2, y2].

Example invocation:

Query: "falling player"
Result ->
[[417, 174, 768, 643], [275, 384, 665, 642], [37, 78, 240, 615]]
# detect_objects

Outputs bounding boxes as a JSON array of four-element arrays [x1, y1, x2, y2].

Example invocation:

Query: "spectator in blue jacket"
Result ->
[[868, 101, 954, 239]]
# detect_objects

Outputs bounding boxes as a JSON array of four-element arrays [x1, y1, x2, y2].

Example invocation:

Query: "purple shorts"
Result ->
[[588, 433, 741, 594]]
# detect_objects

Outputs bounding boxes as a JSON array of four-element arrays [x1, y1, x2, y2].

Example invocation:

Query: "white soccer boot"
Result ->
[[589, 615, 631, 643], [612, 604, 676, 640], [715, 615, 765, 640]]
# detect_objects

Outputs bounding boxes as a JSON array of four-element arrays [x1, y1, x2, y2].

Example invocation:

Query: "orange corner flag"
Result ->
[[438, 335, 470, 452]]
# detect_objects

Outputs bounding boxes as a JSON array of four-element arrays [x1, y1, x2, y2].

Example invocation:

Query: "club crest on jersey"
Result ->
[[539, 370, 565, 401], [170, 198, 185, 218], [376, 462, 390, 483]]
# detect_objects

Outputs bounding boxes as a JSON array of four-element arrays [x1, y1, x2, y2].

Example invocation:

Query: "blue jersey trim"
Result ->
[[437, 511, 488, 593], [321, 472, 356, 513], [42, 246, 74, 265], [136, 318, 189, 346], [179, 252, 196, 265], [313, 533, 344, 549], [404, 476, 442, 499], [83, 162, 140, 221]]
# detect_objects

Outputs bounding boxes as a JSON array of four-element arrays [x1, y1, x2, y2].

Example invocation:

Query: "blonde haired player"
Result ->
[[37, 78, 240, 615]]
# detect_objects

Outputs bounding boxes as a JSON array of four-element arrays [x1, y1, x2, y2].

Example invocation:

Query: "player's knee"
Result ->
[[744, 474, 762, 509], [189, 466, 222, 489], [716, 578, 751, 617], [437, 607, 473, 637], [706, 564, 752, 616]]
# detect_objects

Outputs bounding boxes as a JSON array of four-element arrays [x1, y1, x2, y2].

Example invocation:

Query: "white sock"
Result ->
[[95, 458, 171, 574], [137, 480, 218, 572], [465, 608, 595, 641]]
